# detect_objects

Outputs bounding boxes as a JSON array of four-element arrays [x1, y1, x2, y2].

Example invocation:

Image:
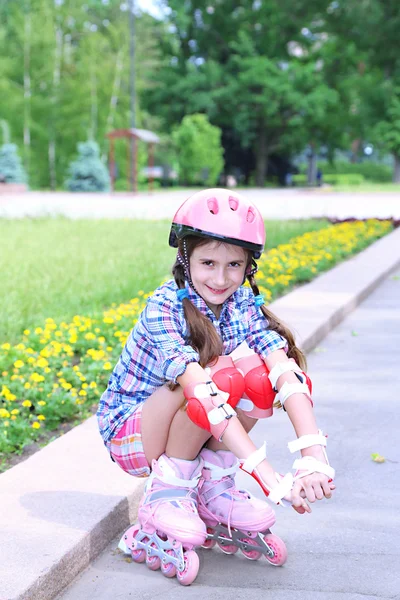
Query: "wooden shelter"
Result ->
[[106, 128, 160, 192]]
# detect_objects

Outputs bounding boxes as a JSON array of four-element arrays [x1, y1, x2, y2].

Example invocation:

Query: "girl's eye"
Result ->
[[202, 260, 213, 266], [230, 262, 241, 267]]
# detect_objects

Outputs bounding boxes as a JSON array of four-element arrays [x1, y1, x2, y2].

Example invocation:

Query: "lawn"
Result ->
[[0, 217, 330, 343]]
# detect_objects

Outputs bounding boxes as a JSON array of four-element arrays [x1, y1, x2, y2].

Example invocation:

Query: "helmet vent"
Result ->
[[228, 196, 239, 211], [207, 197, 219, 214], [246, 207, 256, 223]]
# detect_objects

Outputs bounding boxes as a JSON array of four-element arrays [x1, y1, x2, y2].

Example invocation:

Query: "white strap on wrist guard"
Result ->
[[275, 382, 312, 407], [292, 457, 335, 480], [288, 430, 327, 453], [240, 443, 293, 507], [288, 430, 335, 481], [268, 361, 304, 391]]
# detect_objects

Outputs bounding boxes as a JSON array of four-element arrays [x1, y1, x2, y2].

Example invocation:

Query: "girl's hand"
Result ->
[[291, 472, 336, 513]]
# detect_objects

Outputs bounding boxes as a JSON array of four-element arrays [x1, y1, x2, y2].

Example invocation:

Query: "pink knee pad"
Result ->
[[234, 354, 275, 419], [206, 356, 245, 409]]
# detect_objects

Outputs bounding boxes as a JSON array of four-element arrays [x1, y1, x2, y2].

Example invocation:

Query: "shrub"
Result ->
[[0, 144, 28, 184], [65, 141, 110, 192]]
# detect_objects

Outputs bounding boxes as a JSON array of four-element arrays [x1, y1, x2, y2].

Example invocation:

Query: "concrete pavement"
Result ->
[[58, 268, 400, 600], [0, 188, 399, 220], [0, 226, 399, 600]]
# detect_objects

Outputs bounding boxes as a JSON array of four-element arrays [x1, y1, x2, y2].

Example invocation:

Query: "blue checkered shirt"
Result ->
[[97, 279, 287, 448]]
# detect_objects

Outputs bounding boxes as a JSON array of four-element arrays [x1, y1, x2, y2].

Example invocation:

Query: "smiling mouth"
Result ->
[[206, 286, 228, 295]]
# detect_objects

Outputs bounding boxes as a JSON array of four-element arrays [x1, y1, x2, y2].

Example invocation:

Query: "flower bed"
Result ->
[[0, 219, 392, 463]]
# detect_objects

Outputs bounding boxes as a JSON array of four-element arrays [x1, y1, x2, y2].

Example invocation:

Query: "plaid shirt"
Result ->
[[97, 279, 287, 448]]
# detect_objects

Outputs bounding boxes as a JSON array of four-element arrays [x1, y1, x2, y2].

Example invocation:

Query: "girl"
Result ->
[[97, 188, 335, 584]]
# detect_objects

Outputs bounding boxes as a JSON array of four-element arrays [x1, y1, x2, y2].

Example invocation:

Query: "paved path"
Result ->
[[0, 188, 399, 220], [58, 271, 400, 600]]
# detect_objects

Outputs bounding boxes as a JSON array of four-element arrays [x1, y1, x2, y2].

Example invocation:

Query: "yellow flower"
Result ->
[[14, 360, 24, 369], [24, 382, 31, 389], [32, 421, 41, 429], [1, 343, 11, 350], [0, 409, 10, 418], [37, 357, 49, 368], [23, 329, 31, 335], [22, 400, 32, 408], [37, 414, 46, 421], [38, 401, 46, 406], [103, 362, 112, 370], [79, 390, 87, 396]]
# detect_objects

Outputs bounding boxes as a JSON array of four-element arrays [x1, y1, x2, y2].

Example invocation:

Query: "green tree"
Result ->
[[374, 90, 400, 182], [172, 113, 224, 185]]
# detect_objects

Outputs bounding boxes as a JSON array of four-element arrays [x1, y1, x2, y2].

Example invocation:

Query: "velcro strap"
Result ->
[[288, 430, 327, 453], [275, 382, 312, 406], [268, 472, 294, 505], [240, 441, 267, 474], [208, 403, 236, 425], [293, 456, 335, 480], [201, 478, 234, 503], [202, 459, 239, 481], [191, 380, 220, 398], [268, 361, 303, 390]]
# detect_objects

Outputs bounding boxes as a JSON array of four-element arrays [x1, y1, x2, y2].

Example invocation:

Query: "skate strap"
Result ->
[[147, 488, 198, 504], [288, 430, 327, 453], [275, 382, 312, 407], [292, 456, 335, 480], [202, 459, 239, 481], [240, 441, 267, 474], [268, 361, 304, 390], [155, 466, 202, 489], [200, 478, 234, 503]]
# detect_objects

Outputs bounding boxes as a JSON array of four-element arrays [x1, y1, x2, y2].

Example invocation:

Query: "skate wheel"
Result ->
[[239, 537, 262, 561], [146, 543, 161, 571], [263, 533, 288, 566], [161, 550, 177, 578], [201, 528, 216, 549], [176, 550, 199, 586], [217, 534, 238, 555], [130, 525, 146, 563]]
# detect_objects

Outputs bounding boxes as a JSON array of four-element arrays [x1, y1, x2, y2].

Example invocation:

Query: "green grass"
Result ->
[[0, 217, 329, 343]]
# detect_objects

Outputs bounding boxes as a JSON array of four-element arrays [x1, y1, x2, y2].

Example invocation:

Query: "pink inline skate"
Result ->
[[198, 448, 288, 566], [118, 454, 207, 585]]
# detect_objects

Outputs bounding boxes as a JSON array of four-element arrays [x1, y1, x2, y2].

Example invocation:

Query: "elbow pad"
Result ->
[[234, 353, 275, 419], [184, 380, 236, 442], [205, 356, 245, 409]]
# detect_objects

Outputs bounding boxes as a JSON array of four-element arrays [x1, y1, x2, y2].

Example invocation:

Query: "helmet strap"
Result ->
[[177, 239, 200, 296]]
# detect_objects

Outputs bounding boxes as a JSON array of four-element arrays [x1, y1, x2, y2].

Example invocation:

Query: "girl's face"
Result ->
[[189, 241, 247, 317]]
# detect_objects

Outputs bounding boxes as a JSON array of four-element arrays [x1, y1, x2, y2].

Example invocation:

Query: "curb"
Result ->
[[1, 227, 399, 600]]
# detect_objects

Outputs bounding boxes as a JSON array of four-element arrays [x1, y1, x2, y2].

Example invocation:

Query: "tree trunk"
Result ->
[[255, 125, 268, 187], [392, 154, 400, 183], [307, 145, 318, 186], [24, 9, 31, 175]]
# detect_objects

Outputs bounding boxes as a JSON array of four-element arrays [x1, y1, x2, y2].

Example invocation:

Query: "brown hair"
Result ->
[[171, 235, 306, 402]]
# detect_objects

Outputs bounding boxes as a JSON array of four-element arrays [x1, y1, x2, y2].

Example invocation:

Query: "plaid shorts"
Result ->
[[109, 403, 151, 478]]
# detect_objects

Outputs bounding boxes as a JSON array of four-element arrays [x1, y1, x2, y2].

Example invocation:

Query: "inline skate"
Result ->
[[198, 448, 288, 565], [119, 454, 207, 585]]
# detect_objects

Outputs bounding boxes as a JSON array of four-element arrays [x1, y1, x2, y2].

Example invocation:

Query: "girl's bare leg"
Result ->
[[141, 385, 210, 464]]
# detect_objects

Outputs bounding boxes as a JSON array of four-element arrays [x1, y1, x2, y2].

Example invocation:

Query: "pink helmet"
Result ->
[[169, 188, 266, 258]]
